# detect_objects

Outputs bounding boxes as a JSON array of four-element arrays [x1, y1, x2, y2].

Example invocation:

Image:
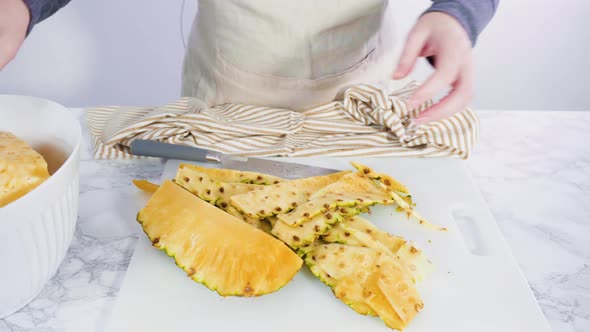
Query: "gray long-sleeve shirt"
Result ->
[[23, 0, 499, 45], [425, 0, 499, 45]]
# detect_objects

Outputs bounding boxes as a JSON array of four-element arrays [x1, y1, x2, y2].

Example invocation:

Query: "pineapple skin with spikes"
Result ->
[[137, 180, 302, 297]]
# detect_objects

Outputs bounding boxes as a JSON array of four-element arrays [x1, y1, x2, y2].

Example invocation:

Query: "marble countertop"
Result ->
[[1, 110, 588, 332]]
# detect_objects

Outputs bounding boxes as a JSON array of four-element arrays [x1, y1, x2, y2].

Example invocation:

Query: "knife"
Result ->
[[129, 139, 340, 179]]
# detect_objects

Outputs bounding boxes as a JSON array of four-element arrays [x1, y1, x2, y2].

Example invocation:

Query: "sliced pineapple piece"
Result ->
[[179, 163, 285, 184], [0, 131, 50, 207], [277, 173, 393, 227], [305, 244, 423, 330], [137, 180, 302, 296], [230, 171, 350, 219]]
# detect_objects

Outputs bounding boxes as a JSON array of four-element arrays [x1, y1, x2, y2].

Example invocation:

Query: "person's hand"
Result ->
[[393, 12, 473, 125], [0, 0, 30, 70]]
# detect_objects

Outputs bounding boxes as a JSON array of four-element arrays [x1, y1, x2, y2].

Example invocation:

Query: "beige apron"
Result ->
[[181, 0, 397, 111], [86, 0, 479, 161]]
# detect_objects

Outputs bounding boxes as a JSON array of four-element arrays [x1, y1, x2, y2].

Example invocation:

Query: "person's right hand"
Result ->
[[0, 0, 30, 70]]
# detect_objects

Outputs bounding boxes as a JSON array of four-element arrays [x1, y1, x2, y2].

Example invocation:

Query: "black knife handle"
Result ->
[[130, 139, 215, 163]]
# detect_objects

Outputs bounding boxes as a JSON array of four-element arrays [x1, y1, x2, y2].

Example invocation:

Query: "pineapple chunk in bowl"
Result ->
[[0, 95, 81, 318]]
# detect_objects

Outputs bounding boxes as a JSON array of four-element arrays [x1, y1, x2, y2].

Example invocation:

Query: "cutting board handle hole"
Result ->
[[451, 209, 489, 256]]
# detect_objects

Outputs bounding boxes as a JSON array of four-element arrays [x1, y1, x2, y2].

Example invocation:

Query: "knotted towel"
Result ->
[[85, 82, 479, 160]]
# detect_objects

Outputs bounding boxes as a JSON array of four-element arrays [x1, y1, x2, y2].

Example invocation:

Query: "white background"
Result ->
[[0, 0, 588, 111]]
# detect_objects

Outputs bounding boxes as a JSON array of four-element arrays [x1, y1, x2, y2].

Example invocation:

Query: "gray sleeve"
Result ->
[[23, 0, 72, 35], [424, 0, 500, 46]]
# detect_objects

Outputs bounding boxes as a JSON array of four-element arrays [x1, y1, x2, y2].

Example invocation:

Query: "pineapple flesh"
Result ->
[[0, 132, 50, 207], [137, 180, 303, 296]]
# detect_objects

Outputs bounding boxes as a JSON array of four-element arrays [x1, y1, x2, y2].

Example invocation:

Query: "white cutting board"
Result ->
[[107, 157, 551, 332]]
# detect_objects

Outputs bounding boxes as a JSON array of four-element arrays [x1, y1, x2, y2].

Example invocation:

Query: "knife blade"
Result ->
[[129, 139, 340, 179]]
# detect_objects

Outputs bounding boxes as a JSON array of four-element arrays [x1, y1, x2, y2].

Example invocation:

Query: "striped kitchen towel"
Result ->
[[85, 81, 479, 160]]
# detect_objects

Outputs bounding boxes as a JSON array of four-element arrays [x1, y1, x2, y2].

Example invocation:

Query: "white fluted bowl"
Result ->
[[0, 96, 81, 319]]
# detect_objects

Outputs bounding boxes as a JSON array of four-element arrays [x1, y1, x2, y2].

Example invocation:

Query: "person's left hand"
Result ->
[[0, 0, 30, 70], [393, 12, 473, 125]]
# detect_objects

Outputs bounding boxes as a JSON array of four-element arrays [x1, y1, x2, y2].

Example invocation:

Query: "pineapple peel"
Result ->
[[277, 173, 395, 226], [137, 181, 302, 297], [178, 163, 285, 184], [350, 162, 445, 232], [305, 244, 424, 331], [174, 166, 265, 209], [229, 171, 351, 219], [133, 160, 440, 331], [132, 179, 159, 194], [324, 216, 433, 284], [271, 206, 366, 250], [174, 167, 272, 233]]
